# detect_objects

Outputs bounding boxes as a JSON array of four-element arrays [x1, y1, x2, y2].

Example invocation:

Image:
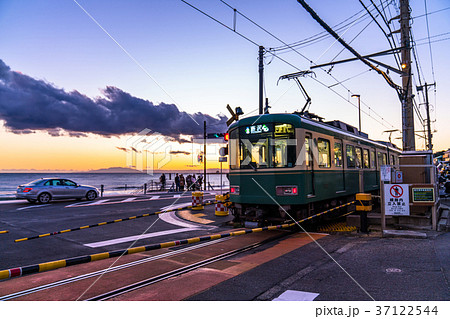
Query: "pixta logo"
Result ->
[[125, 129, 172, 175]]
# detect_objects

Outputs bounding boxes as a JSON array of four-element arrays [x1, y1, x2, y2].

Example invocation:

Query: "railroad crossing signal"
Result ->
[[226, 104, 243, 126]]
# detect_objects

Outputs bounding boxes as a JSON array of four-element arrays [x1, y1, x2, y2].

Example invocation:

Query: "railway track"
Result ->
[[0, 231, 290, 301], [87, 234, 286, 301], [0, 237, 230, 301]]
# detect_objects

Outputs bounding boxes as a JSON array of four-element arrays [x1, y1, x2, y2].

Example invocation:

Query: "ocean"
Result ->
[[0, 172, 230, 199]]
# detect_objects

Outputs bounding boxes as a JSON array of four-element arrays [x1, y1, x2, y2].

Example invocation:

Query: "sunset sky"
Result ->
[[0, 0, 448, 172]]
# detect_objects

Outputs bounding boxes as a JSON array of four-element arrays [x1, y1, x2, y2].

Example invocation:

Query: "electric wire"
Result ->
[[181, 0, 397, 130], [412, 6, 450, 20], [219, 0, 396, 129], [424, 0, 436, 84], [270, 0, 394, 52]]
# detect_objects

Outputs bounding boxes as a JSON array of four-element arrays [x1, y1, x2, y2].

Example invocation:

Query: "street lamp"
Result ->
[[351, 94, 361, 133]]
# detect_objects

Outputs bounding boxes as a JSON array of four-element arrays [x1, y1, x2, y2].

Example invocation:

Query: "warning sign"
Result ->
[[385, 184, 410, 216]]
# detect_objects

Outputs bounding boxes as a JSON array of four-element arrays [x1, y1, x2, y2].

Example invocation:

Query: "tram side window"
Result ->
[[305, 134, 312, 168], [346, 145, 356, 168], [355, 147, 362, 168], [390, 155, 395, 165], [318, 138, 331, 168], [363, 149, 370, 169], [334, 142, 343, 167], [370, 150, 376, 169], [377, 152, 387, 166]]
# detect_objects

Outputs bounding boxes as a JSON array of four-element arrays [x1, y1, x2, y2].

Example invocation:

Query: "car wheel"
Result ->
[[86, 190, 97, 201], [38, 192, 51, 204], [27, 199, 36, 203]]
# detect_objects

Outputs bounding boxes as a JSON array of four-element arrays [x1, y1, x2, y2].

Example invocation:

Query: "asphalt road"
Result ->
[[0, 192, 223, 271], [188, 231, 450, 301]]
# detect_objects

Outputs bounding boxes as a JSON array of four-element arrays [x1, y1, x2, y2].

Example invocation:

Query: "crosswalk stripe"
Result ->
[[84, 199, 110, 206]]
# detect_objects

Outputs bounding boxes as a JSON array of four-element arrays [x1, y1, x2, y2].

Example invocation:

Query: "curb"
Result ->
[[382, 230, 428, 239]]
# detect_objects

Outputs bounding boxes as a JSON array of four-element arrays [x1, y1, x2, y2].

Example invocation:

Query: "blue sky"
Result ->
[[0, 0, 449, 170]]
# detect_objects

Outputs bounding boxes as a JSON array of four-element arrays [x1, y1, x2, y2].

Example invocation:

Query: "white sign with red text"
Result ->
[[384, 184, 410, 216]]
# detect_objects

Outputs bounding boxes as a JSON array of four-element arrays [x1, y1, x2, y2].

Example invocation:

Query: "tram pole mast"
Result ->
[[259, 46, 264, 115]]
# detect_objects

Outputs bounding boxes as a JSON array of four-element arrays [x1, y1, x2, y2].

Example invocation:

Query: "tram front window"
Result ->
[[231, 123, 296, 169]]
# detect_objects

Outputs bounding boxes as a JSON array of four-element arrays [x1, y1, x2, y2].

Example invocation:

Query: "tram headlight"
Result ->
[[276, 185, 298, 196], [230, 186, 240, 195]]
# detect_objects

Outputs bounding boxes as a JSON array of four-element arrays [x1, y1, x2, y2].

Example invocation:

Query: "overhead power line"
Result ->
[[180, 0, 396, 129]]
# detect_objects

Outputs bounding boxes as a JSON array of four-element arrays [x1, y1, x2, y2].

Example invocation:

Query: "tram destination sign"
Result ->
[[411, 187, 435, 204], [384, 184, 410, 216], [244, 124, 270, 135]]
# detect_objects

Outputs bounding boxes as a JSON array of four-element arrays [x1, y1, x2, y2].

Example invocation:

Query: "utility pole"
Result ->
[[417, 82, 435, 151], [259, 46, 264, 115], [400, 0, 415, 151], [203, 121, 206, 191]]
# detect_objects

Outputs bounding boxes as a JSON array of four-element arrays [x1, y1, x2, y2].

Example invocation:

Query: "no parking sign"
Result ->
[[384, 184, 410, 216]]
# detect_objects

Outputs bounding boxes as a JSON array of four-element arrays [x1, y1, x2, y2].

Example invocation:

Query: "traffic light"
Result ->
[[206, 133, 228, 142], [224, 133, 229, 141]]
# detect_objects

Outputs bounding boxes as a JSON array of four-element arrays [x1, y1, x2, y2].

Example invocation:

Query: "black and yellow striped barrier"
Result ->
[[356, 193, 372, 233], [14, 200, 229, 243], [0, 230, 9, 234], [0, 200, 354, 280]]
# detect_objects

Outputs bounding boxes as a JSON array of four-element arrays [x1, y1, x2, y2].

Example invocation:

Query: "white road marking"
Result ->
[[173, 195, 181, 198], [0, 200, 27, 205], [83, 199, 110, 206], [65, 202, 84, 208], [272, 290, 320, 301], [84, 227, 200, 248], [160, 202, 192, 211], [17, 204, 51, 211], [121, 197, 137, 202], [64, 194, 205, 208], [158, 211, 204, 229]]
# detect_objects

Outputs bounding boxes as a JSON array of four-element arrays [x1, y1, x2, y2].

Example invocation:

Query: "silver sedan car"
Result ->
[[16, 178, 99, 204]]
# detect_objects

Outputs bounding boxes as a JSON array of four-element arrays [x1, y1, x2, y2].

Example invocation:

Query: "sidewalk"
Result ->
[[186, 229, 449, 301]]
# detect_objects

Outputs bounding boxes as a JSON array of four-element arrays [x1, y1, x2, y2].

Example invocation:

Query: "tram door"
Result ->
[[334, 140, 345, 192], [305, 133, 315, 196]]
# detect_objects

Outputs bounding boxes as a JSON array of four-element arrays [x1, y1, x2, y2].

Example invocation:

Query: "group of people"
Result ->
[[174, 173, 203, 191], [158, 173, 203, 192]]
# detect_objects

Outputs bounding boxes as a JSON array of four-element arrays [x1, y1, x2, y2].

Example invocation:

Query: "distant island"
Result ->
[[87, 167, 144, 173]]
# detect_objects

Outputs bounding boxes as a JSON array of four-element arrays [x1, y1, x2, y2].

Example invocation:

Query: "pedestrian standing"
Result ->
[[179, 174, 185, 191], [175, 173, 180, 192], [186, 174, 192, 190], [197, 175, 203, 191], [159, 173, 166, 191], [191, 174, 197, 190]]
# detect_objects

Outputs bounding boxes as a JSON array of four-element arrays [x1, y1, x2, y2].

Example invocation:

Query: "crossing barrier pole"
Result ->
[[356, 193, 372, 233]]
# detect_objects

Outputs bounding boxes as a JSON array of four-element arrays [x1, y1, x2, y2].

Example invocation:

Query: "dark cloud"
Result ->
[[0, 59, 227, 140], [116, 147, 129, 152], [169, 151, 191, 155]]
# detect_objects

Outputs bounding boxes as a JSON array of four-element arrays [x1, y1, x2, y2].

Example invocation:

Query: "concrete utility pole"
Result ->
[[259, 46, 264, 115], [400, 0, 415, 151], [417, 82, 436, 151]]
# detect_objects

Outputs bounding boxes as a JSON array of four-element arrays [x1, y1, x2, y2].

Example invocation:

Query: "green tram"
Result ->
[[227, 113, 401, 225]]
